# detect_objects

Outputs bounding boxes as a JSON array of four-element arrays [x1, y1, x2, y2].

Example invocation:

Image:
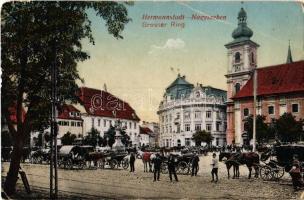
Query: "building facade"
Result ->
[[57, 104, 83, 139], [225, 8, 304, 145], [141, 121, 159, 146], [75, 87, 141, 147], [157, 74, 227, 147], [139, 126, 155, 147]]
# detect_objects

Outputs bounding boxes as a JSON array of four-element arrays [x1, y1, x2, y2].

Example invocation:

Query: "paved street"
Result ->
[[2, 154, 303, 199]]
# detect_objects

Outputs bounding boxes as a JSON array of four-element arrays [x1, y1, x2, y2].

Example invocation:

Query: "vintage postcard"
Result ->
[[1, 1, 304, 199]]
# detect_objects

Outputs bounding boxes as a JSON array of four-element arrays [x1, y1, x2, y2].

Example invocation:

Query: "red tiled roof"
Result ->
[[140, 126, 153, 135], [57, 104, 82, 121], [233, 60, 304, 99], [78, 87, 140, 121]]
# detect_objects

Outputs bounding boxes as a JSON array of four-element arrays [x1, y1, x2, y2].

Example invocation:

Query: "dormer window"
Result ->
[[235, 52, 241, 63], [69, 112, 74, 117]]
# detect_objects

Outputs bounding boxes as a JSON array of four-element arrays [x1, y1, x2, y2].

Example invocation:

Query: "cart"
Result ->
[[260, 144, 304, 181]]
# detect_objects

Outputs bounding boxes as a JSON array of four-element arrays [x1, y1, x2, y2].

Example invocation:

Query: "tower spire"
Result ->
[[286, 40, 293, 63]]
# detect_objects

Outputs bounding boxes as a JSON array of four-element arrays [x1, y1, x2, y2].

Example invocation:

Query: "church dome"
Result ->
[[232, 8, 253, 39]]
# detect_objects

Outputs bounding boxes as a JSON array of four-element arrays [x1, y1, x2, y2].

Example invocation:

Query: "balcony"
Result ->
[[159, 97, 225, 111]]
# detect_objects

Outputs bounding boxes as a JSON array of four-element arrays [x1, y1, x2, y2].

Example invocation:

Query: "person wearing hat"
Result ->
[[168, 154, 178, 182], [211, 153, 219, 182], [153, 153, 162, 181], [191, 152, 200, 176], [289, 154, 303, 190]]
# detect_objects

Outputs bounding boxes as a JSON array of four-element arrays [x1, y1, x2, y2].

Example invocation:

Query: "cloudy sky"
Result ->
[[78, 1, 304, 122]]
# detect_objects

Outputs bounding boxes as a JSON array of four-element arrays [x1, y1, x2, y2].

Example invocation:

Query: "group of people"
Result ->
[[128, 151, 220, 183]]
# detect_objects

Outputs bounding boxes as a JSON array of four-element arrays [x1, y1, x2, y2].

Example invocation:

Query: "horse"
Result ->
[[219, 152, 240, 179], [219, 151, 260, 179], [86, 152, 105, 168]]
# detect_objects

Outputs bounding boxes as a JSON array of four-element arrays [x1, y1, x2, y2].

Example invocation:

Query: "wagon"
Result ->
[[260, 144, 304, 181], [58, 145, 87, 169], [160, 153, 196, 175], [103, 150, 129, 169], [30, 148, 50, 164]]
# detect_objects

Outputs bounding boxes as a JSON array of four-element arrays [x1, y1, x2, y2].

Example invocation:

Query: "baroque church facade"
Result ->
[[225, 8, 304, 145], [157, 74, 227, 147]]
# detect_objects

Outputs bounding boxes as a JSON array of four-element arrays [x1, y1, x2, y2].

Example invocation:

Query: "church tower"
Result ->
[[225, 7, 259, 144]]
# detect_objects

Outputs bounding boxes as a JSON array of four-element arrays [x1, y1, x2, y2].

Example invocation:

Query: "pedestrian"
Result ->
[[211, 153, 218, 182], [153, 153, 162, 181], [168, 154, 178, 182], [289, 154, 303, 191], [130, 152, 135, 172], [191, 152, 200, 176]]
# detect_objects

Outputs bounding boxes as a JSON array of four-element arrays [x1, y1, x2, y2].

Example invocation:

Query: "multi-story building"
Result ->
[[139, 126, 155, 147], [57, 104, 83, 138], [225, 7, 304, 145], [75, 87, 141, 147], [141, 121, 159, 146], [157, 74, 227, 147]]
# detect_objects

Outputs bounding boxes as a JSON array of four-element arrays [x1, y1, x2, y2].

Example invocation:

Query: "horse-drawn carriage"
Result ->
[[160, 153, 195, 175], [102, 150, 129, 169], [260, 144, 304, 181], [58, 145, 91, 169], [30, 148, 51, 164]]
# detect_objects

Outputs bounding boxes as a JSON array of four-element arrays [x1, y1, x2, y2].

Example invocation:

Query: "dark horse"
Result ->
[[219, 151, 260, 179], [219, 152, 239, 179]]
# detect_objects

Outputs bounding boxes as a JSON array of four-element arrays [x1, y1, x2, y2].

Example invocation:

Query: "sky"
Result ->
[[77, 1, 304, 122]]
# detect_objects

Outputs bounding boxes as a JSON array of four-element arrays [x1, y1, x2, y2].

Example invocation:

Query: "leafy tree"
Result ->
[[1, 1, 131, 194], [192, 130, 213, 146], [275, 113, 304, 143], [61, 131, 77, 145], [244, 115, 272, 143], [83, 128, 102, 147], [103, 125, 130, 147]]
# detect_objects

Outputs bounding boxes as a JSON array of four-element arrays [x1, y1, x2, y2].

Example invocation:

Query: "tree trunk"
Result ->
[[4, 135, 24, 195]]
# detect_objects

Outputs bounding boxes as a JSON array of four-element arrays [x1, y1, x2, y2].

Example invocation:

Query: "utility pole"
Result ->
[[252, 67, 257, 152], [50, 41, 58, 199]]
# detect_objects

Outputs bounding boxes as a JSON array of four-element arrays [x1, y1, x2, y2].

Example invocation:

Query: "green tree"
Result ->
[[1, 1, 131, 194], [244, 115, 272, 143], [275, 113, 304, 143], [192, 130, 213, 146], [61, 131, 77, 145], [83, 128, 103, 147]]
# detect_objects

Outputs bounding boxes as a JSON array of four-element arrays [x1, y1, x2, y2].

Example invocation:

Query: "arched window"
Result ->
[[235, 52, 241, 63], [235, 83, 241, 94]]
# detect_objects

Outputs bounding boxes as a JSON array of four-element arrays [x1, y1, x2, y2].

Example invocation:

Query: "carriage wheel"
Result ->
[[78, 160, 86, 170], [177, 161, 189, 174], [260, 166, 273, 181], [122, 160, 129, 170], [65, 159, 73, 170], [272, 167, 285, 180], [32, 156, 42, 164], [161, 163, 168, 174], [110, 159, 118, 169]]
